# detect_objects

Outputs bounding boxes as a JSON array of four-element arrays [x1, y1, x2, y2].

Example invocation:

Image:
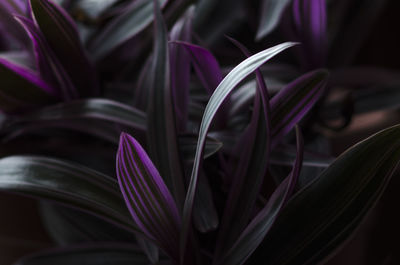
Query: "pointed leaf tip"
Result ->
[[116, 133, 181, 261]]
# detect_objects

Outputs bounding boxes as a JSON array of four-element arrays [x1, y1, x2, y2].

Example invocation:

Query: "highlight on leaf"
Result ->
[[116, 132, 181, 261]]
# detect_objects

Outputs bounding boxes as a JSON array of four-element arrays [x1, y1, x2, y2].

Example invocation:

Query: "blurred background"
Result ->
[[1, 0, 400, 264]]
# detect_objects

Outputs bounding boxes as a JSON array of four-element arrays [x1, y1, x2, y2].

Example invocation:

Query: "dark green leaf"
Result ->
[[248, 124, 400, 265], [90, 0, 168, 59], [0, 156, 140, 236]]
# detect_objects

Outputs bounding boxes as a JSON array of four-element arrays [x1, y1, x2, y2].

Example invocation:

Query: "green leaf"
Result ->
[[180, 42, 297, 259], [90, 0, 168, 59], [14, 243, 149, 265], [39, 202, 136, 245], [0, 156, 140, 236], [248, 124, 400, 265], [6, 98, 146, 131], [256, 0, 292, 40], [30, 0, 99, 97], [146, 0, 185, 208], [179, 134, 222, 162]]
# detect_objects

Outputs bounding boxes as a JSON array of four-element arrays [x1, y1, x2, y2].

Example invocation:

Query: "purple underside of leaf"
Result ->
[[116, 132, 181, 261], [169, 6, 194, 132], [180, 42, 297, 261], [270, 69, 328, 146], [146, 0, 186, 211], [174, 41, 222, 95], [15, 15, 71, 100], [30, 0, 99, 97], [217, 126, 304, 265], [173, 40, 229, 129], [0, 1, 29, 45], [292, 0, 327, 68], [0, 57, 56, 112]]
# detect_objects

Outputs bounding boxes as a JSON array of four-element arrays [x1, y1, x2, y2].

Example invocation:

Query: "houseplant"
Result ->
[[0, 0, 399, 264]]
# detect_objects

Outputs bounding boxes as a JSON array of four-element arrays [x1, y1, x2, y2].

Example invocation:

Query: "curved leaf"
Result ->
[[169, 6, 194, 132], [180, 42, 297, 258], [30, 0, 98, 97], [90, 0, 168, 59], [6, 98, 146, 131], [270, 69, 328, 146], [14, 243, 149, 265], [217, 126, 304, 265], [116, 132, 181, 261], [0, 58, 55, 113], [146, 0, 185, 208], [215, 38, 272, 256], [248, 124, 400, 265], [256, 0, 292, 40], [0, 156, 139, 235]]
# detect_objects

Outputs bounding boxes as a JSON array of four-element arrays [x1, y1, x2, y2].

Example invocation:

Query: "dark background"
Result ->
[[1, 0, 400, 264]]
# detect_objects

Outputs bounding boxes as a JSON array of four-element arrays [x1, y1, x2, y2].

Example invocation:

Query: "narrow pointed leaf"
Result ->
[[117, 132, 181, 261], [169, 6, 194, 132], [90, 0, 168, 59], [14, 243, 149, 265], [218, 126, 304, 265], [179, 135, 222, 162], [176, 41, 222, 95], [216, 39, 272, 255], [30, 0, 98, 97], [0, 156, 140, 235], [146, 0, 185, 208], [270, 69, 328, 146], [0, 1, 29, 45], [256, 0, 292, 40], [15, 15, 75, 100], [39, 203, 137, 245], [7, 98, 146, 130], [248, 124, 400, 265], [180, 42, 297, 257], [0, 57, 55, 113], [292, 0, 327, 68]]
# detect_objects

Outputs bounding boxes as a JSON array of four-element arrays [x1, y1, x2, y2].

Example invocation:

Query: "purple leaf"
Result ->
[[175, 41, 222, 95], [30, 0, 99, 97], [15, 15, 74, 100], [217, 126, 304, 265], [0, 57, 55, 113], [292, 0, 327, 69], [0, 0, 29, 46], [116, 132, 181, 261], [146, 0, 186, 208], [174, 41, 228, 128], [215, 38, 273, 256], [180, 42, 297, 261], [169, 6, 194, 132], [270, 69, 328, 146]]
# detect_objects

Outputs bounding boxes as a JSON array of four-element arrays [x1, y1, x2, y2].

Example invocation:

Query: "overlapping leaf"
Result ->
[[215, 38, 272, 256], [180, 42, 297, 258], [256, 0, 292, 40], [146, 0, 185, 207], [270, 69, 328, 146], [0, 156, 139, 235], [30, 0, 98, 97], [169, 6, 194, 132], [116, 132, 181, 261], [218, 126, 304, 265], [90, 0, 168, 59], [0, 57, 55, 113], [248, 124, 400, 265]]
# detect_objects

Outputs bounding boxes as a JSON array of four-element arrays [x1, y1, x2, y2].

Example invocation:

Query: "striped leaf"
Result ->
[[116, 132, 181, 261]]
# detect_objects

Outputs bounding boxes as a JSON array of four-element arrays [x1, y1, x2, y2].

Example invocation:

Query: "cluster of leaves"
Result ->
[[0, 0, 399, 265]]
